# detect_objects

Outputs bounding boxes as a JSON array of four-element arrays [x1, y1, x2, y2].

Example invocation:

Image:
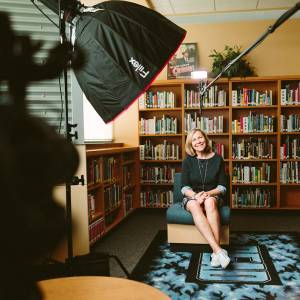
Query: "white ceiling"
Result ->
[[148, 0, 300, 24]]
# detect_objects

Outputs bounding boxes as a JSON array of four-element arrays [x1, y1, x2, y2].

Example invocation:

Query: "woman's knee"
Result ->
[[186, 199, 202, 212], [204, 197, 218, 212]]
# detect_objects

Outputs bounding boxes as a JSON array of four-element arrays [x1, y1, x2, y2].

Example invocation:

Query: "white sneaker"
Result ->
[[210, 253, 221, 267], [217, 248, 230, 269]]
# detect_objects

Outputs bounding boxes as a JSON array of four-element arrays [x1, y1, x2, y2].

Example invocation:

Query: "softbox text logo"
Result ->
[[129, 57, 149, 78]]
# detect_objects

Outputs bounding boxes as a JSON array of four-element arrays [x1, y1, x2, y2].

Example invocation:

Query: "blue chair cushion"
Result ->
[[167, 202, 231, 225], [167, 172, 231, 225]]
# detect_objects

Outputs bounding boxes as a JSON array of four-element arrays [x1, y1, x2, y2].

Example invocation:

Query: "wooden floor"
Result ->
[[92, 208, 300, 277]]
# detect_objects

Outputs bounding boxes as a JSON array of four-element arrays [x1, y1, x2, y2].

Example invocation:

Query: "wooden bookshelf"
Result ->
[[86, 145, 139, 246], [138, 76, 300, 210]]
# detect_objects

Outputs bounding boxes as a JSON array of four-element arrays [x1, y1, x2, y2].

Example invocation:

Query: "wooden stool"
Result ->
[[167, 223, 229, 244]]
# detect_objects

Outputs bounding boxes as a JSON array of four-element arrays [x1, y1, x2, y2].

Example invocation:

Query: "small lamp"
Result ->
[[191, 70, 208, 113]]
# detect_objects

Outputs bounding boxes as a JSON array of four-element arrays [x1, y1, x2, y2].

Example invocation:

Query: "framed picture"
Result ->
[[167, 43, 198, 79]]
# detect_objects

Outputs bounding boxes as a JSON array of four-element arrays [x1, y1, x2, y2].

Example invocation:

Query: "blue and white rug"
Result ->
[[131, 231, 300, 300]]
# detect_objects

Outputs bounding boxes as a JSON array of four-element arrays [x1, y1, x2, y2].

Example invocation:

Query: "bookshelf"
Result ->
[[138, 76, 300, 211], [86, 144, 139, 246], [139, 82, 183, 208]]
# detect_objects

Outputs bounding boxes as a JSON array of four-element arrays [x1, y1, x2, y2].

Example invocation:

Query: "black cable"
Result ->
[[58, 75, 64, 134], [109, 255, 131, 278], [30, 0, 59, 28]]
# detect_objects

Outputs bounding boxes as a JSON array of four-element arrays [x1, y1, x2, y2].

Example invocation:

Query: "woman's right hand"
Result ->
[[194, 191, 208, 204]]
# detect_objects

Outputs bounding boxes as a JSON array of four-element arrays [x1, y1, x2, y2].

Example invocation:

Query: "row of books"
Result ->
[[138, 91, 176, 109], [232, 163, 273, 183], [232, 188, 273, 208], [88, 193, 97, 219], [140, 166, 175, 183], [280, 114, 300, 132], [123, 151, 135, 162], [209, 141, 225, 158], [123, 166, 132, 187], [281, 84, 300, 105], [104, 184, 121, 213], [140, 140, 180, 160], [87, 158, 101, 184], [124, 193, 133, 216], [232, 138, 274, 159], [280, 161, 300, 183], [140, 190, 173, 208], [184, 86, 227, 108], [232, 114, 275, 133], [105, 210, 119, 226], [184, 113, 224, 133], [89, 217, 105, 245], [103, 156, 119, 181], [232, 88, 273, 106], [280, 137, 300, 159], [139, 116, 178, 134]]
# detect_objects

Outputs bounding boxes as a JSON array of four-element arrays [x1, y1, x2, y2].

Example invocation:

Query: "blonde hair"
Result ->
[[185, 128, 212, 156]]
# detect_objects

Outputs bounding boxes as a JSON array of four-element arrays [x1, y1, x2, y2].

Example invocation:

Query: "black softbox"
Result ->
[[37, 0, 186, 123], [73, 1, 186, 123]]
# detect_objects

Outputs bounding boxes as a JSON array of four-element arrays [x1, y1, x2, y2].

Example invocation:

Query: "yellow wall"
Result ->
[[114, 18, 300, 146]]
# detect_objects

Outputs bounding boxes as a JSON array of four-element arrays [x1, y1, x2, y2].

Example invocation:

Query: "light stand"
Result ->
[[58, 0, 77, 262], [40, 0, 131, 279], [191, 70, 208, 115], [197, 1, 300, 107]]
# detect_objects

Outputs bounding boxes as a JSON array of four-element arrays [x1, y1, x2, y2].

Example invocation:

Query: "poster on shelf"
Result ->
[[167, 43, 198, 79]]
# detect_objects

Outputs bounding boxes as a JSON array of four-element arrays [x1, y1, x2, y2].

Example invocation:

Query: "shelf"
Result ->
[[232, 183, 277, 186], [276, 206, 300, 210], [86, 146, 138, 157], [123, 184, 136, 191], [105, 202, 122, 215], [280, 159, 300, 161], [184, 132, 229, 136], [139, 108, 182, 111], [88, 182, 102, 190], [185, 106, 230, 110], [141, 182, 173, 186], [233, 207, 300, 210], [281, 132, 300, 135], [140, 133, 181, 137], [103, 178, 121, 187], [232, 105, 277, 109], [104, 218, 122, 234], [280, 183, 300, 186], [89, 211, 103, 224], [232, 132, 277, 136], [232, 207, 277, 210], [232, 159, 277, 162], [123, 159, 136, 166], [280, 104, 300, 108], [140, 159, 182, 163]]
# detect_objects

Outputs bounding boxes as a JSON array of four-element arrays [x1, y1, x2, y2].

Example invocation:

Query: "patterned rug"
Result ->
[[131, 230, 300, 300]]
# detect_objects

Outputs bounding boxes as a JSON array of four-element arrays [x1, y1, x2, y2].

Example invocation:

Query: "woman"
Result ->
[[181, 128, 230, 268]]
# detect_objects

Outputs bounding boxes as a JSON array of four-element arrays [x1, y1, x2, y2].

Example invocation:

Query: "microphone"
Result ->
[[269, 1, 300, 32]]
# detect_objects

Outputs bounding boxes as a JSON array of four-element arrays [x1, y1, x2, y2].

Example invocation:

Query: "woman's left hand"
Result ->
[[196, 191, 209, 204]]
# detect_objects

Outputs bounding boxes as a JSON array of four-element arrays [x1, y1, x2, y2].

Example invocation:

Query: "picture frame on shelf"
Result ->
[[167, 43, 198, 79]]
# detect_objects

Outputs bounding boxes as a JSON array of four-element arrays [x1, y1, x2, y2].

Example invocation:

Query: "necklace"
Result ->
[[197, 158, 208, 191]]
